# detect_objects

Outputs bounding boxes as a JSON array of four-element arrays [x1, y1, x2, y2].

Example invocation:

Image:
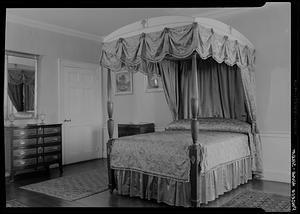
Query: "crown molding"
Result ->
[[192, 7, 256, 19], [6, 14, 103, 43]]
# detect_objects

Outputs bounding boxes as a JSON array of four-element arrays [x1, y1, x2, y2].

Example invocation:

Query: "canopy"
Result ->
[[100, 16, 262, 176], [100, 16, 255, 73]]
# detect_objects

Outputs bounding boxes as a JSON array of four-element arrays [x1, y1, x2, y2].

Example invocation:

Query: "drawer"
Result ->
[[13, 158, 36, 167], [13, 138, 37, 147], [13, 128, 37, 138], [44, 127, 61, 134], [44, 145, 61, 153], [44, 154, 59, 162], [13, 148, 36, 157], [44, 136, 61, 144]]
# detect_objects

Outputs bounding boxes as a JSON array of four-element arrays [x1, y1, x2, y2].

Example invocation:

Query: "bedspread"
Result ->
[[110, 130, 250, 182]]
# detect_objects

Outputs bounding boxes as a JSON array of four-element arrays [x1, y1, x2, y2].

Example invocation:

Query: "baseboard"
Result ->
[[261, 170, 290, 183]]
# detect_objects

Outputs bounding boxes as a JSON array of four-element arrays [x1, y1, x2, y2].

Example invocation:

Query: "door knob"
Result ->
[[63, 119, 71, 122]]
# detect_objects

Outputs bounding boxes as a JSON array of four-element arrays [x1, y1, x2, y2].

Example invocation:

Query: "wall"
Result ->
[[103, 3, 291, 183], [4, 21, 102, 174], [216, 2, 291, 183]]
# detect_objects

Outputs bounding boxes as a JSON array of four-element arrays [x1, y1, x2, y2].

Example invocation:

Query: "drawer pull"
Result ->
[[20, 140, 25, 145], [38, 147, 43, 153], [19, 160, 25, 165]]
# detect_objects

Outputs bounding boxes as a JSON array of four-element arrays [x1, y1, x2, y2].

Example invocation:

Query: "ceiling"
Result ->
[[6, 8, 248, 41]]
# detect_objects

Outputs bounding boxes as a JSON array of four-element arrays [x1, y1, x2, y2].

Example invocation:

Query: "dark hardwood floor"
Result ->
[[5, 158, 290, 207]]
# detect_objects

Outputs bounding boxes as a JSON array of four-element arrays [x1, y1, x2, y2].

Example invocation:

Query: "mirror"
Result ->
[[4, 50, 39, 120]]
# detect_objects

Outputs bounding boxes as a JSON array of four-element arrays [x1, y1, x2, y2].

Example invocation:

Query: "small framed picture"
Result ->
[[115, 70, 133, 95], [144, 74, 163, 93]]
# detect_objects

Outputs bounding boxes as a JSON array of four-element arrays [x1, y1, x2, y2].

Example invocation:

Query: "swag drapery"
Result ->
[[7, 68, 35, 111], [100, 21, 262, 175]]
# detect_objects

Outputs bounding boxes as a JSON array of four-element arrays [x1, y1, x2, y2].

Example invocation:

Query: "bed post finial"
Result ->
[[189, 52, 201, 207], [106, 68, 115, 193]]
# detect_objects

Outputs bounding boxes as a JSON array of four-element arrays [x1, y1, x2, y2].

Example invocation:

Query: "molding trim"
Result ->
[[261, 170, 290, 183], [6, 14, 103, 43], [191, 8, 255, 19]]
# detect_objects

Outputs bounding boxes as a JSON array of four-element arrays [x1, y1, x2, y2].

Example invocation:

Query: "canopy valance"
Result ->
[[100, 17, 255, 74]]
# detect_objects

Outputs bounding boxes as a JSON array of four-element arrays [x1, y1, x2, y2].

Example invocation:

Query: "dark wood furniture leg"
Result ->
[[59, 159, 63, 176], [10, 170, 15, 183]]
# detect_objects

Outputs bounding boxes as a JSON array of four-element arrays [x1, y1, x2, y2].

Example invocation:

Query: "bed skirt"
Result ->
[[113, 156, 252, 207]]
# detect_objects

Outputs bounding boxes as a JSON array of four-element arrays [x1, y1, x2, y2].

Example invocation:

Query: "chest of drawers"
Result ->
[[5, 124, 63, 181]]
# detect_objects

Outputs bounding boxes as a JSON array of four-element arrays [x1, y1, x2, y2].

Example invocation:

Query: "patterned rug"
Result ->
[[20, 169, 108, 201], [222, 190, 291, 212], [6, 199, 27, 207]]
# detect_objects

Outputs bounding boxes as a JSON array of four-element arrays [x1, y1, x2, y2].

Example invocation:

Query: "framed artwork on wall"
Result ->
[[115, 70, 133, 95], [144, 74, 163, 93]]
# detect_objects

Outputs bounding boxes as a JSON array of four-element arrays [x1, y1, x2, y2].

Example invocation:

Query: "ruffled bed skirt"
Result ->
[[113, 156, 252, 207]]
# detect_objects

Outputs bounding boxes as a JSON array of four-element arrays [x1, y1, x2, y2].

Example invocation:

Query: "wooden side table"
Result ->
[[118, 123, 155, 137]]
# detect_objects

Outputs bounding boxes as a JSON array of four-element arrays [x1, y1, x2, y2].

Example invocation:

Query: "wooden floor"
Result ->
[[5, 158, 291, 207]]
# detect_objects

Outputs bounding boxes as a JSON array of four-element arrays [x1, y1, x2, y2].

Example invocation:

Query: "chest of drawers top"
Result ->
[[6, 124, 62, 139]]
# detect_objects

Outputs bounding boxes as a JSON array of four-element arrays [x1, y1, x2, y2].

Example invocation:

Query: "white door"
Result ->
[[59, 59, 102, 165]]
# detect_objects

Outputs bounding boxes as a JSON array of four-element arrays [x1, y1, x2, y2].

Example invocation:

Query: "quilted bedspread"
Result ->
[[110, 130, 250, 182]]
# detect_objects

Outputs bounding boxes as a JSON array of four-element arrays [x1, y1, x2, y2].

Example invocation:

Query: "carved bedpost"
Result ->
[[189, 52, 201, 207], [106, 68, 115, 193]]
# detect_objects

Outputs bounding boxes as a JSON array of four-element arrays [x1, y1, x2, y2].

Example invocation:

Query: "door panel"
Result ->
[[60, 60, 101, 165]]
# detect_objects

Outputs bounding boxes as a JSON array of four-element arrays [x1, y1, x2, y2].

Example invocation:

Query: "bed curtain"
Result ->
[[157, 57, 247, 121]]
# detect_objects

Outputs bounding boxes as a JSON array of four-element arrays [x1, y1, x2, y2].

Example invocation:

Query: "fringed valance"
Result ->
[[100, 22, 255, 74]]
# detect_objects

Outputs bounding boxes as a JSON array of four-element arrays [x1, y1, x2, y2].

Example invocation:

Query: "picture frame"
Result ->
[[115, 70, 133, 95], [144, 74, 163, 93]]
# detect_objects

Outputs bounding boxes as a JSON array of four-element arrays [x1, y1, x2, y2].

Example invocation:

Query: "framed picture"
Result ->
[[144, 74, 163, 93], [115, 70, 133, 95]]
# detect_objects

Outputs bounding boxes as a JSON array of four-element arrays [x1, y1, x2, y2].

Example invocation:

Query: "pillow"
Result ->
[[165, 118, 251, 134]]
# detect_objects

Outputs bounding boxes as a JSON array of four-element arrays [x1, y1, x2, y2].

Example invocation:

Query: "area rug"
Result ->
[[222, 190, 291, 212], [6, 199, 27, 207], [20, 169, 108, 201]]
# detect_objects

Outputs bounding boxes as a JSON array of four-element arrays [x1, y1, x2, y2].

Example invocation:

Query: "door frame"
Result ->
[[58, 58, 102, 164]]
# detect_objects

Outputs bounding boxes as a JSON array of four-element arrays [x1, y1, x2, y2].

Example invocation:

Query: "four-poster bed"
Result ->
[[100, 16, 263, 207]]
